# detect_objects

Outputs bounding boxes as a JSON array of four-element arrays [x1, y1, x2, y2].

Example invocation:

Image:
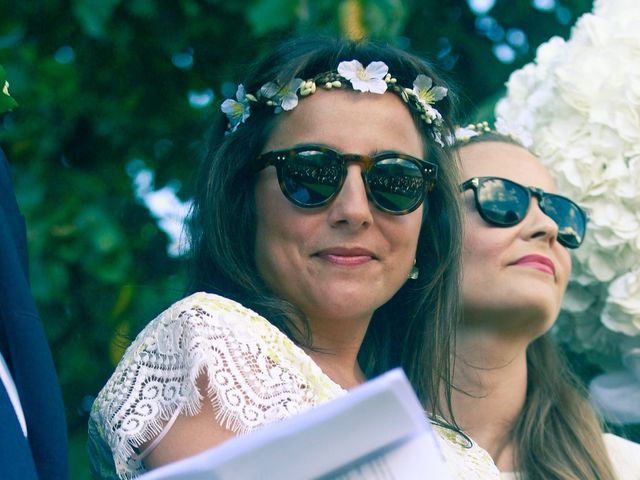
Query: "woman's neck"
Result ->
[[308, 350, 367, 390], [304, 316, 370, 390], [452, 325, 531, 472]]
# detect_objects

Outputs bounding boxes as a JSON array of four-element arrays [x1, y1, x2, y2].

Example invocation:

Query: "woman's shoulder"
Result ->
[[88, 292, 344, 479], [431, 424, 500, 479], [155, 291, 277, 331], [603, 433, 640, 480], [127, 291, 299, 357]]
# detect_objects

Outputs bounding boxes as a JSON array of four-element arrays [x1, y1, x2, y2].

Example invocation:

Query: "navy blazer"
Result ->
[[0, 149, 68, 479]]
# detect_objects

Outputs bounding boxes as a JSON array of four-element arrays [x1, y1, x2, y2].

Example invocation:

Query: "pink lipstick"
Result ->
[[511, 254, 555, 275], [316, 247, 375, 266]]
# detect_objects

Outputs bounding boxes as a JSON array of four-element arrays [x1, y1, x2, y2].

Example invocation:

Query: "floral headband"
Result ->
[[453, 120, 533, 148], [221, 60, 449, 146]]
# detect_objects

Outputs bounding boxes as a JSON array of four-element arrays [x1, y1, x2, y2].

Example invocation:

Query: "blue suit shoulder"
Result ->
[[0, 148, 69, 479]]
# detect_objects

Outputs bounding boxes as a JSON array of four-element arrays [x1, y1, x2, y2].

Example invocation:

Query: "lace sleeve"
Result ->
[[432, 424, 500, 479], [88, 292, 344, 479]]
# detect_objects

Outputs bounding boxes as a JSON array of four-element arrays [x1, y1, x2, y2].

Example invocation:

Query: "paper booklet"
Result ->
[[139, 368, 451, 480]]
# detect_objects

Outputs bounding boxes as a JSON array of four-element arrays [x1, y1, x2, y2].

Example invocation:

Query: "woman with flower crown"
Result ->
[[87, 37, 500, 479], [449, 124, 640, 479]]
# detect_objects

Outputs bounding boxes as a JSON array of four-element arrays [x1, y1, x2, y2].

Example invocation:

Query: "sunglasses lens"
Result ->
[[477, 178, 529, 225], [281, 150, 342, 207], [541, 195, 587, 248], [367, 158, 425, 214]]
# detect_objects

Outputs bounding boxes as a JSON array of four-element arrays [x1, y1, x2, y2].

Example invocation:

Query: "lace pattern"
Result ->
[[89, 292, 345, 478], [433, 425, 500, 479], [89, 292, 499, 479]]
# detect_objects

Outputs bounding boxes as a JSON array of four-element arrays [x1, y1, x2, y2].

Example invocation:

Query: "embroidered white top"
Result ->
[[88, 292, 499, 479]]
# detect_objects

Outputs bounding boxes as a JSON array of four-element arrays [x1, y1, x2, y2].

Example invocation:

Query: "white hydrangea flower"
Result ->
[[603, 272, 640, 335], [337, 60, 388, 94], [494, 118, 533, 148], [497, 0, 640, 421]]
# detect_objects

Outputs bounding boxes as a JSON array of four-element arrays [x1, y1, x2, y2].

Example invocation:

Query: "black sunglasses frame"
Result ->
[[258, 145, 438, 215], [461, 176, 587, 249]]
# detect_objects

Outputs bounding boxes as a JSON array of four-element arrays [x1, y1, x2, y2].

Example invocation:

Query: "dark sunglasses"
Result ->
[[461, 176, 587, 249], [258, 145, 438, 215]]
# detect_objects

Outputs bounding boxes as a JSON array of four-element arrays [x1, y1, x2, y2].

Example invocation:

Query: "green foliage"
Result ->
[[2, 0, 622, 477], [361, 0, 408, 39], [248, 0, 300, 35], [0, 65, 18, 113], [72, 0, 123, 38]]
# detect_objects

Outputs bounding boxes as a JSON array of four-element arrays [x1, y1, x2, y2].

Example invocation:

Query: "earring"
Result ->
[[408, 259, 419, 280]]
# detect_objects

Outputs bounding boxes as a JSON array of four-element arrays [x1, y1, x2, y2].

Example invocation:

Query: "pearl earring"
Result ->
[[408, 260, 419, 280]]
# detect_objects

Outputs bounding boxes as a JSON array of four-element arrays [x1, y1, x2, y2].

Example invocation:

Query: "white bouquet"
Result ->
[[496, 0, 640, 423]]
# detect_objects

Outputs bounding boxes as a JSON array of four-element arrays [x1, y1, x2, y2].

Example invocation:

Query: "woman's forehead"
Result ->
[[263, 89, 424, 158], [459, 141, 556, 192]]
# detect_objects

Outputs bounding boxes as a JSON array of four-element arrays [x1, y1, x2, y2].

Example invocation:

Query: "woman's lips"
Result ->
[[511, 254, 556, 275], [316, 247, 376, 266]]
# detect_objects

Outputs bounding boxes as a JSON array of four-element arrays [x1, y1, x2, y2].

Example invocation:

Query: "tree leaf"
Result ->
[[0, 65, 18, 113]]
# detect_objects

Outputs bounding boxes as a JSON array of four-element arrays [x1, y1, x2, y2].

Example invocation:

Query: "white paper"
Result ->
[[139, 368, 451, 480]]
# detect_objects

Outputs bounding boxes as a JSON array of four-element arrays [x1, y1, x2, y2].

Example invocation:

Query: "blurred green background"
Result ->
[[1, 0, 609, 477]]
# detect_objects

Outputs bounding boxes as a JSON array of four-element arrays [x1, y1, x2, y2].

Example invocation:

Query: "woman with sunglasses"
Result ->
[[87, 38, 499, 479], [451, 129, 640, 479]]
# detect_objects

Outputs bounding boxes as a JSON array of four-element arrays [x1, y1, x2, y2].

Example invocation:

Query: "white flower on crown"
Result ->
[[412, 74, 447, 107], [496, 0, 640, 421], [218, 60, 448, 145], [337, 60, 389, 94], [411, 75, 447, 125], [453, 125, 481, 143], [259, 78, 304, 113], [221, 84, 255, 132]]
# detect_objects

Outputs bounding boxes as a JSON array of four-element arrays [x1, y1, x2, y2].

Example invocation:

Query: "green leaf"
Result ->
[[247, 0, 299, 36], [0, 65, 18, 114], [72, 0, 122, 38]]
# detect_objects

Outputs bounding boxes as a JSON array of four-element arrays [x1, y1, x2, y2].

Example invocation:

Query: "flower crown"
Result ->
[[452, 119, 533, 148], [221, 60, 449, 146]]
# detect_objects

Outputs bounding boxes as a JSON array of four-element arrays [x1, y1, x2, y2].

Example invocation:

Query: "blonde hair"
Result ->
[[514, 335, 616, 480]]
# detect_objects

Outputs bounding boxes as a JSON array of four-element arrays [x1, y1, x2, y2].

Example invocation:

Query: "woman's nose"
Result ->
[[326, 164, 374, 229], [522, 197, 560, 245]]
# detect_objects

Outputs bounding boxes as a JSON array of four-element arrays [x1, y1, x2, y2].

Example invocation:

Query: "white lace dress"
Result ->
[[88, 292, 499, 479]]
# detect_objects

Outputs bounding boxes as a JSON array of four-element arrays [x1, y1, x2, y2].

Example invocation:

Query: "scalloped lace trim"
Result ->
[[90, 292, 344, 478]]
